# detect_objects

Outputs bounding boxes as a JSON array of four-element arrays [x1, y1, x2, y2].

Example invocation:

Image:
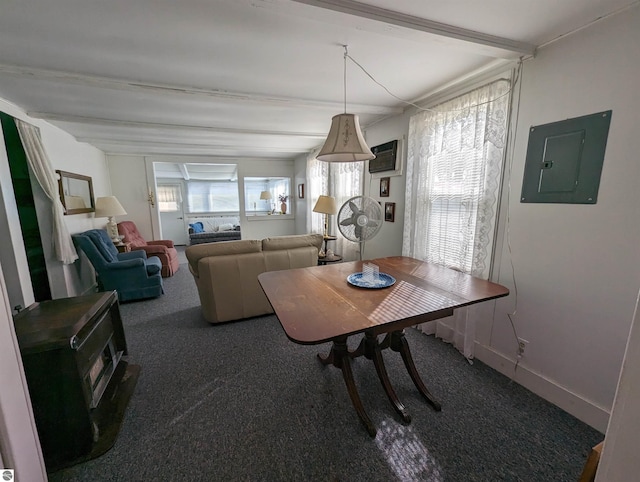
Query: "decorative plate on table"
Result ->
[[347, 272, 396, 289]]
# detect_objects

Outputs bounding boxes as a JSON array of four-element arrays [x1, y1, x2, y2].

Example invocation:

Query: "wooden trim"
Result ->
[[578, 441, 604, 482]]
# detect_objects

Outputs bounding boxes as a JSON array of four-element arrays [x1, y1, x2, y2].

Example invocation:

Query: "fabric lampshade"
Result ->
[[317, 114, 376, 163], [313, 195, 337, 215], [95, 196, 127, 217], [313, 195, 337, 238], [95, 196, 127, 240], [259, 191, 272, 200]]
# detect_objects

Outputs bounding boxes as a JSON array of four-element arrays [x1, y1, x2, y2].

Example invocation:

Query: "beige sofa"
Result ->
[[185, 234, 323, 323]]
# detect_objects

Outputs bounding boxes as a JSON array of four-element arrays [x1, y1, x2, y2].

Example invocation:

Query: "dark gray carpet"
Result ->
[[50, 256, 602, 481]]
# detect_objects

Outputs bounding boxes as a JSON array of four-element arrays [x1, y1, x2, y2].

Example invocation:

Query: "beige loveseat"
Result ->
[[185, 234, 323, 323]]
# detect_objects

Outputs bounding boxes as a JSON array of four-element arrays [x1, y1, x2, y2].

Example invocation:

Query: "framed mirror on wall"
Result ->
[[56, 170, 95, 215]]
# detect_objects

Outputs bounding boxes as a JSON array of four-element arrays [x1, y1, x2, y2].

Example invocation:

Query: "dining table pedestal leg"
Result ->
[[318, 336, 377, 437], [382, 330, 442, 411], [350, 331, 411, 423]]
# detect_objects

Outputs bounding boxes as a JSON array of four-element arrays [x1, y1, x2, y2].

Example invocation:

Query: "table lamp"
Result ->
[[313, 195, 337, 237], [260, 190, 273, 213], [95, 196, 127, 240]]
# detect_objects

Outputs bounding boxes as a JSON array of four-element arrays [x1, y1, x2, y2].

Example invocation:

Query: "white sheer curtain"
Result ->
[[15, 120, 78, 265], [329, 162, 364, 261], [306, 149, 364, 261], [306, 148, 328, 235], [403, 79, 510, 360], [157, 184, 181, 203]]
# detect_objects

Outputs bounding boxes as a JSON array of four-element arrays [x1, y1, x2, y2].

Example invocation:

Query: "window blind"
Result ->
[[404, 78, 510, 278], [186, 181, 239, 213]]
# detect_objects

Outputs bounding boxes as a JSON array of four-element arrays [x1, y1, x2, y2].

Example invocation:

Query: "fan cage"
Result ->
[[337, 196, 383, 244]]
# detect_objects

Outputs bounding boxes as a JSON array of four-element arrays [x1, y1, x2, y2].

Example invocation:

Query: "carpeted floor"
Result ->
[[50, 252, 602, 481]]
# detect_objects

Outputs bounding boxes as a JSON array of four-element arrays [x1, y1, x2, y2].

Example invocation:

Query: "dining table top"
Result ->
[[258, 256, 509, 345]]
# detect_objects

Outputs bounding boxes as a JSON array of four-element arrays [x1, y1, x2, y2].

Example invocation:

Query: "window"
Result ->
[[186, 181, 239, 213], [157, 184, 182, 213], [403, 78, 511, 360], [306, 155, 363, 260], [244, 177, 291, 216], [404, 79, 510, 278], [306, 155, 329, 233]]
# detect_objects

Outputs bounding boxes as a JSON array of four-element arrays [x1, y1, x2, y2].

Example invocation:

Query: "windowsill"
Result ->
[[245, 214, 294, 222]]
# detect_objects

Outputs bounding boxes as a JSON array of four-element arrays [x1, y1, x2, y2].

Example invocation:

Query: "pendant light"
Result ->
[[317, 46, 375, 163]]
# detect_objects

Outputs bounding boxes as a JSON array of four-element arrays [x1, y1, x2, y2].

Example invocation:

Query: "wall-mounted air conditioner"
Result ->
[[368, 140, 398, 173]]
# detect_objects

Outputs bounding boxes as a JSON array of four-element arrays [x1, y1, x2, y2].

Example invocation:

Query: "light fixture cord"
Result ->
[[345, 50, 521, 113], [343, 45, 348, 113]]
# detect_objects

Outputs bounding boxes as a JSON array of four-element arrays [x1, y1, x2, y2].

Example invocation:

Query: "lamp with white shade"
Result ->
[[259, 190, 272, 201], [95, 196, 127, 240], [316, 46, 376, 163], [313, 195, 337, 238], [260, 190, 273, 213]]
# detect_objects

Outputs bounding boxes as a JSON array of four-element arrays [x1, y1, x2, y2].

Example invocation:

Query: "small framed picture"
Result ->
[[380, 177, 390, 197], [298, 183, 305, 199], [384, 202, 395, 222]]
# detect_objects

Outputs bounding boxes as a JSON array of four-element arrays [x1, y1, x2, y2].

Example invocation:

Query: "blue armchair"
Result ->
[[72, 229, 164, 302]]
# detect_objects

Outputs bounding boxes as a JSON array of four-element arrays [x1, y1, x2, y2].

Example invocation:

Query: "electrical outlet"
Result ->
[[517, 338, 529, 355]]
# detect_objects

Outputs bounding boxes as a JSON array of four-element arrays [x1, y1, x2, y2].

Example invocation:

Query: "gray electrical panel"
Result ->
[[520, 110, 612, 204]]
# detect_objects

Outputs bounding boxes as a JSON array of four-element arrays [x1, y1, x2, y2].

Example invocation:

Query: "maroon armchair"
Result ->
[[117, 221, 179, 278]]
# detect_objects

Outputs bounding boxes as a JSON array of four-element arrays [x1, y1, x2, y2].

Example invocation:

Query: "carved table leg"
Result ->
[[350, 331, 411, 423], [349, 335, 367, 359], [318, 337, 377, 437], [385, 330, 442, 411]]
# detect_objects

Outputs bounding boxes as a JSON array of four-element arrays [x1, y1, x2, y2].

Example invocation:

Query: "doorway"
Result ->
[[152, 162, 239, 244], [157, 183, 188, 245]]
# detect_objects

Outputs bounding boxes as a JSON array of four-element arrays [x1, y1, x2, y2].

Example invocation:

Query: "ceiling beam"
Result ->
[[145, 154, 286, 163], [79, 138, 309, 152], [178, 164, 190, 180], [0, 63, 402, 116], [290, 0, 536, 56], [102, 146, 298, 158], [28, 112, 328, 139]]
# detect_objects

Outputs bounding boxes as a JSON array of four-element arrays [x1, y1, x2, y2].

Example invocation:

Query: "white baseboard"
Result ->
[[474, 343, 610, 433]]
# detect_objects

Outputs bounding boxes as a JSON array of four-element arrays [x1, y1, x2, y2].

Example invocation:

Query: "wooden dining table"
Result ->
[[258, 256, 509, 436]]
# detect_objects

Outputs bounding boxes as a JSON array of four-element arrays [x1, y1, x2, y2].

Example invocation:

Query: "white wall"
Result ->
[[476, 6, 640, 432], [37, 116, 111, 298], [105, 155, 154, 239], [363, 116, 409, 260], [596, 289, 640, 481], [294, 153, 308, 235]]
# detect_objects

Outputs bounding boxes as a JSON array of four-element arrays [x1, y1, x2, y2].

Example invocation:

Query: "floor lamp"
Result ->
[[313, 195, 337, 238]]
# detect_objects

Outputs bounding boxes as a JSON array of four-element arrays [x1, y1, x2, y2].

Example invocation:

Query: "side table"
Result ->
[[319, 235, 341, 265], [115, 242, 131, 253], [321, 235, 336, 256], [318, 253, 342, 265]]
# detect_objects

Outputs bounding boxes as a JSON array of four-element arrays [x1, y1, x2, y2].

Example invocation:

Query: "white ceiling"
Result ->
[[0, 0, 634, 163]]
